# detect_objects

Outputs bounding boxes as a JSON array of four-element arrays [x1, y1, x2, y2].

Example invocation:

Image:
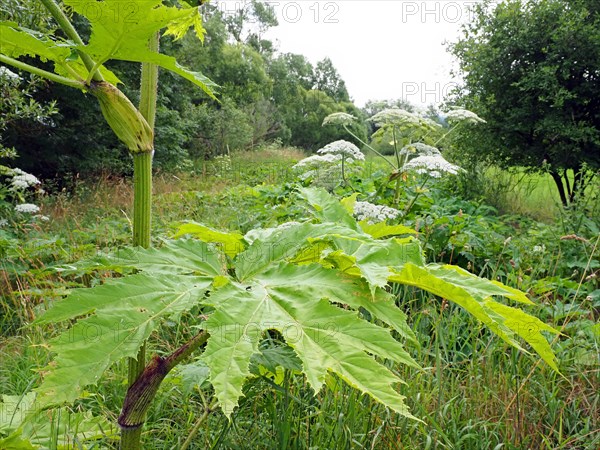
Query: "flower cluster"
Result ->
[[399, 143, 441, 159], [445, 108, 486, 124], [317, 140, 364, 161], [293, 153, 342, 170], [10, 168, 41, 190], [369, 108, 420, 127], [402, 155, 463, 178], [353, 201, 400, 224], [14, 203, 40, 214], [322, 112, 356, 126]]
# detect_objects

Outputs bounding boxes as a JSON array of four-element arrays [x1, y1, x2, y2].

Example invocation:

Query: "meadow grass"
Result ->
[[1, 148, 598, 449]]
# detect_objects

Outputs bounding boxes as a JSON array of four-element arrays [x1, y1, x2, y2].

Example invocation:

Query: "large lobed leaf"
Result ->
[[33, 274, 212, 406], [388, 263, 559, 371], [63, 0, 217, 97], [201, 263, 419, 419]]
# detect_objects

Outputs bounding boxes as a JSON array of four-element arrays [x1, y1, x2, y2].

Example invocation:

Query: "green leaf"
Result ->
[[359, 221, 417, 238], [174, 222, 245, 258], [34, 274, 212, 406], [234, 222, 365, 281], [164, 4, 206, 41], [325, 234, 424, 291], [63, 0, 217, 97], [0, 22, 119, 85], [84, 239, 224, 276], [297, 187, 360, 231], [388, 263, 558, 369], [168, 360, 211, 393], [202, 263, 418, 419], [0, 392, 115, 448]]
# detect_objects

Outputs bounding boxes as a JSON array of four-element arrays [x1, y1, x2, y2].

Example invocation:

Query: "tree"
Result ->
[[449, 0, 600, 205], [313, 57, 350, 103]]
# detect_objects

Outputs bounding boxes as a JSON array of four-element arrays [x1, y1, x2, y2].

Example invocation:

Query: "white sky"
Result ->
[[246, 0, 484, 109]]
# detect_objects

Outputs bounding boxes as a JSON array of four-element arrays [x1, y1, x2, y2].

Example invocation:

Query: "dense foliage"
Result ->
[[449, 0, 600, 205]]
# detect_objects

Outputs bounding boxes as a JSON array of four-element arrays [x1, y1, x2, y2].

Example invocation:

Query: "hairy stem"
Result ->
[[39, 0, 104, 82], [119, 332, 210, 433], [121, 32, 160, 450]]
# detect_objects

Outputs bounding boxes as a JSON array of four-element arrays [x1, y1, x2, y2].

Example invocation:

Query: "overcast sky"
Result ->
[[248, 0, 483, 109]]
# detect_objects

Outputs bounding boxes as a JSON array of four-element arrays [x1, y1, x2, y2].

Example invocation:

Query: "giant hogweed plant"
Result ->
[[318, 109, 484, 212], [29, 188, 559, 445], [1, 0, 215, 448]]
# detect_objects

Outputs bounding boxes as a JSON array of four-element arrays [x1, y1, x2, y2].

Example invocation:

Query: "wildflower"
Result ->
[[0, 218, 8, 227], [35, 215, 50, 222], [399, 143, 441, 159], [532, 244, 546, 253], [293, 153, 342, 170], [322, 112, 356, 126], [15, 203, 40, 214], [402, 155, 462, 176], [353, 201, 400, 224], [369, 108, 421, 127], [11, 171, 40, 190], [317, 140, 364, 161], [444, 108, 486, 124]]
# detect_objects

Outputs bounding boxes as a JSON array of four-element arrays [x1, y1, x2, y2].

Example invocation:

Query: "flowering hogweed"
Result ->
[[369, 108, 421, 127], [317, 140, 365, 161], [353, 201, 400, 224], [444, 108, 486, 124], [293, 153, 342, 170], [15, 203, 40, 214], [10, 169, 41, 190], [399, 143, 441, 159], [322, 112, 356, 126], [402, 155, 463, 178]]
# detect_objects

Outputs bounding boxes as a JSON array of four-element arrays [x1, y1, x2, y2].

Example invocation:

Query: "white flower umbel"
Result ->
[[402, 155, 463, 177], [11, 171, 40, 190], [293, 153, 342, 170], [445, 108, 486, 124], [15, 203, 40, 214], [353, 201, 400, 224], [369, 108, 421, 127], [317, 140, 364, 161], [322, 112, 356, 126], [0, 218, 8, 227], [399, 143, 441, 159]]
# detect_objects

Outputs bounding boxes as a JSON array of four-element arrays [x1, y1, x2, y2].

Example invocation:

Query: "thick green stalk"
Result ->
[[132, 153, 152, 248], [38, 0, 104, 82], [121, 32, 159, 450]]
